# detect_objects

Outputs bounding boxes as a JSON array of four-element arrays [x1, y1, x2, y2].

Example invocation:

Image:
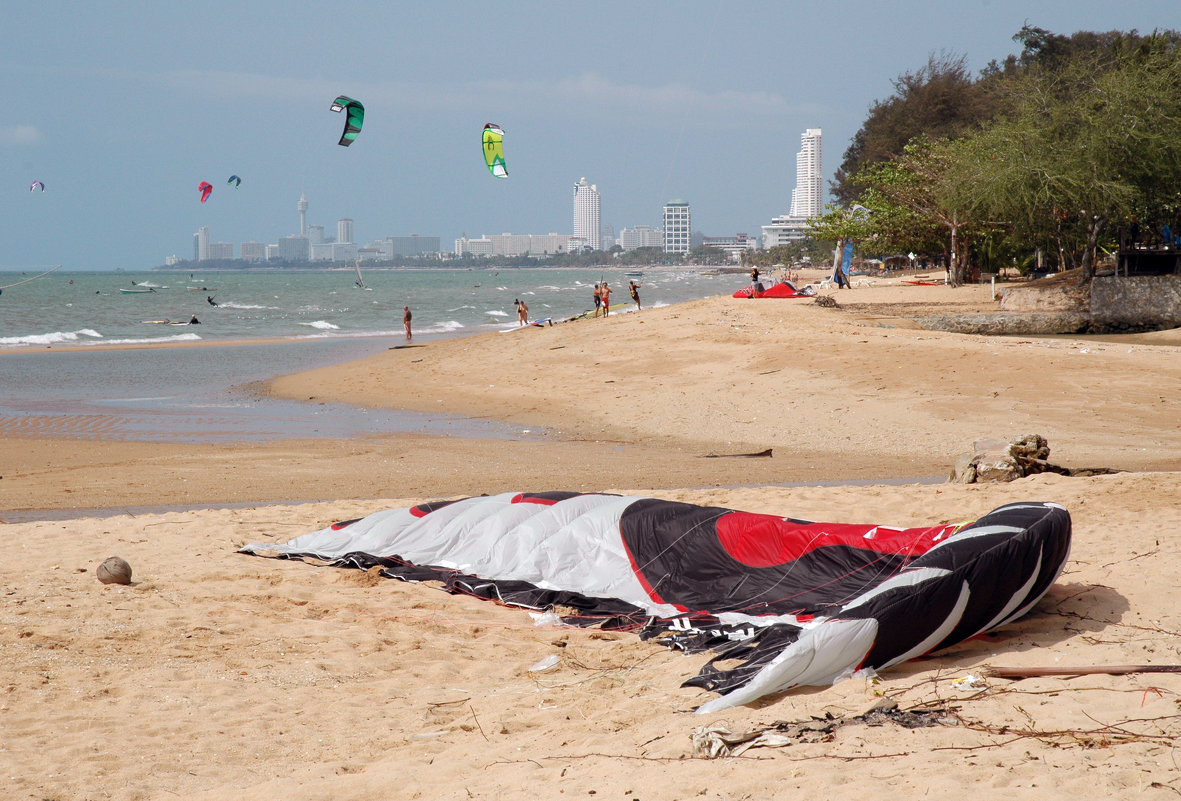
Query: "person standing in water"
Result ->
[[403, 306, 412, 342]]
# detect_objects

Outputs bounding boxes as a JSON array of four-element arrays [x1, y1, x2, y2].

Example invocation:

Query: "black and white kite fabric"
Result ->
[[241, 492, 1071, 713]]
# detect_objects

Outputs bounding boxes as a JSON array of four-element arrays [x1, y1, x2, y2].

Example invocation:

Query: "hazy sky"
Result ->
[[3, 1, 1176, 270]]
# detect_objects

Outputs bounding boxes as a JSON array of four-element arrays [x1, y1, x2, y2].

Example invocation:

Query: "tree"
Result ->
[[851, 137, 985, 285], [963, 41, 1181, 279], [834, 53, 999, 203]]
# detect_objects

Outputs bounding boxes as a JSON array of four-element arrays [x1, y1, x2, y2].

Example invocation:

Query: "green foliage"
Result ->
[[834, 52, 1002, 203], [834, 24, 1181, 281]]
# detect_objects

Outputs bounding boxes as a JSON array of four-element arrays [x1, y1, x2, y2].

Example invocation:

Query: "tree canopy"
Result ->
[[830, 25, 1181, 280]]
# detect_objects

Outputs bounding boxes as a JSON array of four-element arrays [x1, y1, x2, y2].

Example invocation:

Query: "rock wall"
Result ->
[[1090, 276, 1181, 331], [999, 280, 1090, 312], [924, 275, 1181, 334]]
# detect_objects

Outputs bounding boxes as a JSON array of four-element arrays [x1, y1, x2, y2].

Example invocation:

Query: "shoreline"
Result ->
[[4, 281, 1179, 515], [5, 278, 1181, 798]]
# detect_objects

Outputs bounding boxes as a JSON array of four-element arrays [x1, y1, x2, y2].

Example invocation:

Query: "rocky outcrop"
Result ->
[[949, 434, 1119, 483]]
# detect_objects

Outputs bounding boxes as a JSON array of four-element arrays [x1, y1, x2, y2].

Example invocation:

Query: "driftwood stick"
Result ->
[[701, 448, 773, 459], [985, 664, 1181, 679]]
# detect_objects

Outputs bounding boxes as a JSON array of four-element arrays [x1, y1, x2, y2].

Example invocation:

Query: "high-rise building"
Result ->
[[788, 128, 822, 219], [663, 201, 691, 254], [573, 177, 601, 251], [762, 127, 823, 249], [208, 241, 234, 260], [277, 235, 310, 262], [337, 218, 354, 245], [194, 226, 210, 261], [298, 193, 309, 236]]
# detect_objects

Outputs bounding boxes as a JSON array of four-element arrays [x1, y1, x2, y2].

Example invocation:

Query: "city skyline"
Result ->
[[5, 2, 1174, 270]]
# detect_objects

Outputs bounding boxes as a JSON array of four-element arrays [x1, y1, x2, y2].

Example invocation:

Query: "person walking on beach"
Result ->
[[516, 298, 529, 326], [833, 262, 851, 289], [592, 283, 602, 318], [600, 281, 613, 316], [403, 305, 412, 342], [629, 280, 641, 311]]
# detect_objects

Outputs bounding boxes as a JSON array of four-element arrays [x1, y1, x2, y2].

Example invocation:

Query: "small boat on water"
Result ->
[[120, 286, 156, 294]]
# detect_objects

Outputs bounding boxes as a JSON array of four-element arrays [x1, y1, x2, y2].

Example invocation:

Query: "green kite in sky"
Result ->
[[482, 123, 507, 178], [330, 96, 365, 147]]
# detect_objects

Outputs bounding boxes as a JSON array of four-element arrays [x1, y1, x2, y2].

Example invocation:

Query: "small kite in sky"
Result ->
[[482, 123, 507, 178], [227, 175, 241, 187], [330, 96, 364, 147], [198, 181, 213, 204], [29, 180, 45, 192]]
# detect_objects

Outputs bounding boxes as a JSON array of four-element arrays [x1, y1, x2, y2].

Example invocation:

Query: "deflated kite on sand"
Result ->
[[242, 491, 1070, 712]]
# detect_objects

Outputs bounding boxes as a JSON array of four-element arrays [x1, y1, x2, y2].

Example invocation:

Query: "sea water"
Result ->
[[0, 267, 729, 443], [0, 267, 723, 348]]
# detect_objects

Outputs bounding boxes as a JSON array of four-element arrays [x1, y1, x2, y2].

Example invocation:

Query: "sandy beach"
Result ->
[[4, 276, 1181, 799]]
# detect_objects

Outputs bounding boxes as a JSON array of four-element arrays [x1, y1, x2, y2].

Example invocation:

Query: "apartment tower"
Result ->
[[663, 200, 691, 254], [788, 128, 822, 218], [572, 177, 601, 251]]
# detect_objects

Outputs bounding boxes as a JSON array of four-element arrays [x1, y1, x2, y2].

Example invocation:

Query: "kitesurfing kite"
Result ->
[[29, 180, 44, 192], [482, 123, 507, 178], [733, 281, 816, 299], [227, 175, 241, 187], [0, 264, 63, 296], [243, 492, 1071, 713], [330, 95, 364, 147], [198, 181, 213, 204]]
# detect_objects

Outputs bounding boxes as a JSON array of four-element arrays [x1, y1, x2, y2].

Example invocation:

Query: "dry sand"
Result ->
[[3, 277, 1181, 799]]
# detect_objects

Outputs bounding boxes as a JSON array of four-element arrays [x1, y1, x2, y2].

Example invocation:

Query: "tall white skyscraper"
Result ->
[[194, 226, 210, 261], [298, 192, 309, 236], [788, 128, 823, 219], [663, 201, 691, 254], [337, 218, 354, 244], [573, 177, 601, 251]]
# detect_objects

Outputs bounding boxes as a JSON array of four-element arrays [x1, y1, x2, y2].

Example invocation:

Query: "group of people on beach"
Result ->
[[400, 277, 644, 344], [592, 280, 641, 317]]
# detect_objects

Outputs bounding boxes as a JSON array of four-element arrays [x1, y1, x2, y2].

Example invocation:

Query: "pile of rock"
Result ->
[[949, 434, 1117, 483]]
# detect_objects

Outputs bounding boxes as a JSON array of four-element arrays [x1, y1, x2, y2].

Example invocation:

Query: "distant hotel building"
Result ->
[[663, 201, 691, 254], [618, 225, 664, 251], [181, 193, 442, 264], [762, 127, 823, 248], [277, 235, 310, 261], [573, 177, 601, 251], [388, 235, 441, 257], [701, 234, 757, 262], [454, 233, 570, 258]]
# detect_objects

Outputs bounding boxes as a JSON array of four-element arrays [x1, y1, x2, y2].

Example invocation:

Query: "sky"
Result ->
[[3, 1, 1178, 270]]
